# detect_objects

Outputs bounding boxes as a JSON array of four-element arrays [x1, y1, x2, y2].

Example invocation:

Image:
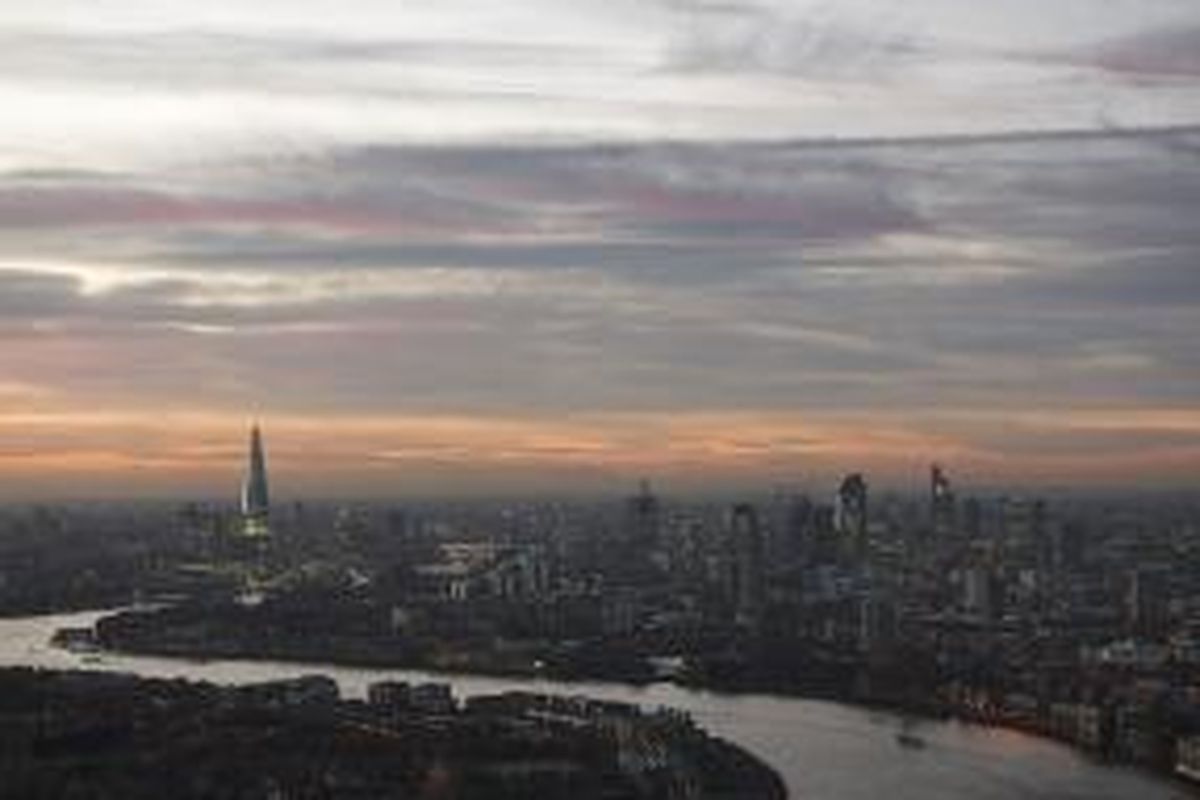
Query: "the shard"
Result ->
[[240, 423, 271, 538]]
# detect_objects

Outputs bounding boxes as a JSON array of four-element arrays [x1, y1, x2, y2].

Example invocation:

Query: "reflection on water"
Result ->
[[0, 610, 1190, 800]]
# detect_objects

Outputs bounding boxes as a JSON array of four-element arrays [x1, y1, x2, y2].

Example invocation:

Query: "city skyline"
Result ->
[[0, 412, 1194, 502], [1, 1, 1199, 497]]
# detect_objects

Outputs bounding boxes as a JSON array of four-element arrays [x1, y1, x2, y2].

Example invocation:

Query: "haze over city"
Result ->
[[1, 0, 1199, 498]]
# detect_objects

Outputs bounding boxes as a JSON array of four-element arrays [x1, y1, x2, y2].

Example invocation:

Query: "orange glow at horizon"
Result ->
[[0, 405, 1198, 499]]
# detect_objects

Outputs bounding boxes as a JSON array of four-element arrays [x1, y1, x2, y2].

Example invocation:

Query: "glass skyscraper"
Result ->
[[240, 423, 271, 539]]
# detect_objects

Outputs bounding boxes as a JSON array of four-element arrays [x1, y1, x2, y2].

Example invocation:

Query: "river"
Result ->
[[0, 609, 1190, 800]]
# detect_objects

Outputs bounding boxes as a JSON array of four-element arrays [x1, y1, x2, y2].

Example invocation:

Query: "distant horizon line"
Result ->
[[2, 483, 1197, 508]]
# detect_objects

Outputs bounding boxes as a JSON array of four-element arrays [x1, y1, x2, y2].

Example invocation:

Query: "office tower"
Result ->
[[962, 565, 997, 620], [961, 496, 982, 540], [931, 463, 956, 540], [835, 473, 869, 562], [618, 478, 667, 580], [240, 423, 271, 539], [730, 503, 765, 625], [1001, 496, 1044, 568], [1127, 567, 1171, 639], [626, 479, 661, 549], [780, 494, 814, 565]]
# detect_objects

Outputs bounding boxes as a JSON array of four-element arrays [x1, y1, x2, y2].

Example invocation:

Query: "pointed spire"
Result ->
[[240, 422, 270, 537]]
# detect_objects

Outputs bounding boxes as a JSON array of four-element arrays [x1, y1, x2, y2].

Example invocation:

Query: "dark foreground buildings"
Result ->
[[0, 668, 784, 800]]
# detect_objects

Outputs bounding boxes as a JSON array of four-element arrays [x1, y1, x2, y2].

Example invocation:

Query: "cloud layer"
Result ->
[[0, 1, 1198, 497]]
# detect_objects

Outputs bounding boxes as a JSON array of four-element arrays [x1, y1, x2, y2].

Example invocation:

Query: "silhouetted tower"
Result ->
[[835, 473, 869, 562], [930, 463, 956, 540], [626, 479, 661, 549], [783, 495, 814, 565], [240, 423, 271, 539], [608, 479, 664, 585], [1127, 566, 1170, 639], [961, 496, 982, 540], [1001, 496, 1044, 568], [729, 503, 765, 625]]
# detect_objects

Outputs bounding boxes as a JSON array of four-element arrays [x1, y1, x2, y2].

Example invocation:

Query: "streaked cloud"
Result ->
[[0, 1, 1198, 496]]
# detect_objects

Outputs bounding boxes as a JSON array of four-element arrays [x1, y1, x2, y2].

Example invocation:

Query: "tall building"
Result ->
[[775, 493, 813, 565], [625, 479, 661, 549], [1126, 566, 1171, 639], [961, 496, 982, 540], [729, 503, 765, 625], [930, 463, 956, 540], [1001, 496, 1044, 567], [616, 479, 666, 580], [835, 473, 869, 562], [240, 423, 271, 539]]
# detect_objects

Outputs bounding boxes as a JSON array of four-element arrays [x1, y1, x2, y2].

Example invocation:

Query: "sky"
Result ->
[[0, 0, 1199, 499]]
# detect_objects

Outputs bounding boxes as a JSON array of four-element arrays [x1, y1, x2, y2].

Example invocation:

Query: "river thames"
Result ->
[[0, 610, 1190, 800]]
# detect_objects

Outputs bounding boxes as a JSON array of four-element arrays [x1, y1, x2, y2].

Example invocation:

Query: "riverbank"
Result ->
[[93, 633, 947, 717], [88, 605, 933, 702], [83, 605, 1199, 794], [0, 608, 1188, 800], [0, 666, 785, 799]]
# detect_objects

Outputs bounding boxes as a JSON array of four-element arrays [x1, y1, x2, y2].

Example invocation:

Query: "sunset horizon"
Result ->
[[1, 407, 1198, 501], [1, 0, 1198, 496]]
